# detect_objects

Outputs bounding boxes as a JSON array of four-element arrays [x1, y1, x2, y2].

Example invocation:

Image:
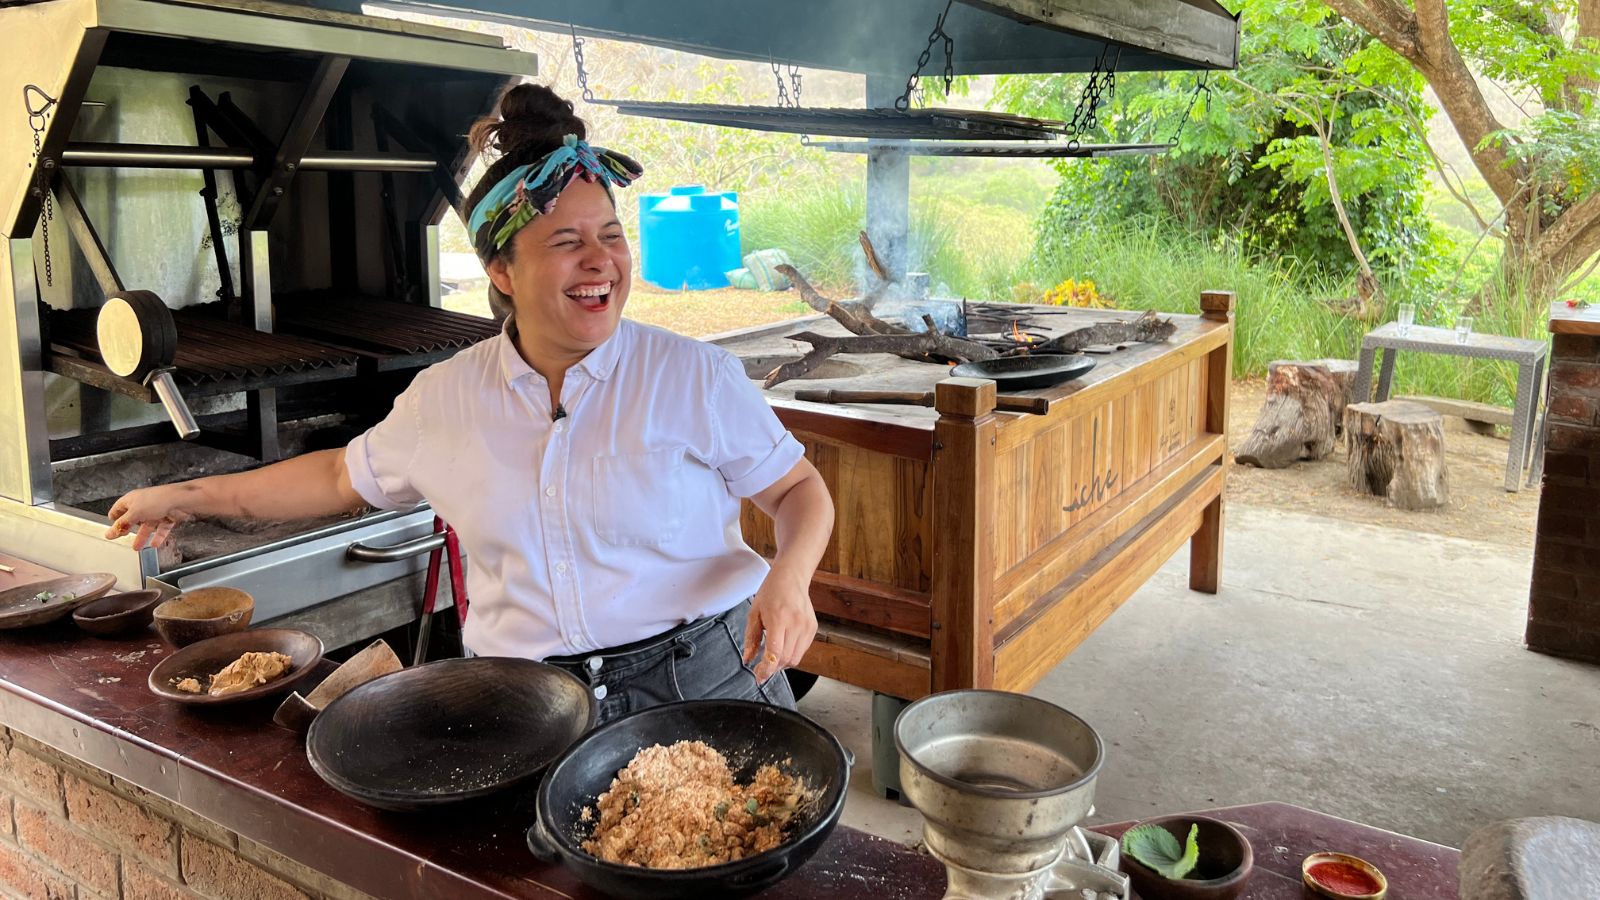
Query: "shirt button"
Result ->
[[593, 684, 608, 700], [555, 562, 568, 574], [587, 656, 603, 672], [545, 486, 557, 497], [553, 421, 565, 433]]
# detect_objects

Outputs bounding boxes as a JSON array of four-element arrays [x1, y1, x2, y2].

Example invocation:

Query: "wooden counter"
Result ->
[[719, 294, 1235, 697], [0, 621, 946, 899]]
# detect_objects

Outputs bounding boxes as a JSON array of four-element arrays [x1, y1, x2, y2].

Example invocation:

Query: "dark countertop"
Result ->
[[0, 622, 946, 899], [0, 621, 1459, 899]]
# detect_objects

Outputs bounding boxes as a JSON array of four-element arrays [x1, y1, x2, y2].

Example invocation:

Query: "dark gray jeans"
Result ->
[[467, 599, 795, 725]]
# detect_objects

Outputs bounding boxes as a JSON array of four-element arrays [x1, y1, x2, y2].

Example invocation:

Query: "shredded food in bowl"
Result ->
[[582, 740, 812, 868]]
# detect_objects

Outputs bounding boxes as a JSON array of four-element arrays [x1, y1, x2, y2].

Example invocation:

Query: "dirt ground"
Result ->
[[1225, 379, 1539, 549], [451, 284, 1542, 549]]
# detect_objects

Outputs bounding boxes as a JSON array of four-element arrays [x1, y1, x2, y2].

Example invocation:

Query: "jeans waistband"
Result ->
[[542, 602, 746, 669]]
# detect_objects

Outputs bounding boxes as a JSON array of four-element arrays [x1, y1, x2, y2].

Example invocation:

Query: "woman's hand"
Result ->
[[105, 483, 205, 549], [744, 565, 818, 683], [744, 458, 834, 685]]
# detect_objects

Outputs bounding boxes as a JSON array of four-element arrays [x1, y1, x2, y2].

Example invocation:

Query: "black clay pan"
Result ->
[[950, 352, 1096, 390], [307, 657, 596, 811], [529, 699, 850, 900]]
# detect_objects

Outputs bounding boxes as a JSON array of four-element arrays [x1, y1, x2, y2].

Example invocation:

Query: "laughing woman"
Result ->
[[103, 84, 834, 723]]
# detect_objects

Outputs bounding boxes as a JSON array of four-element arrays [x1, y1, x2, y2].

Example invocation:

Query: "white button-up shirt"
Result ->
[[344, 319, 804, 659]]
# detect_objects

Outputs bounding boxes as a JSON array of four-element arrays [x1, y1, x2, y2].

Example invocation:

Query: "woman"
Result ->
[[104, 85, 834, 723]]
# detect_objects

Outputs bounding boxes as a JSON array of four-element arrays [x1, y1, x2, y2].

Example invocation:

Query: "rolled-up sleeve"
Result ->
[[711, 353, 805, 498], [344, 386, 425, 510]]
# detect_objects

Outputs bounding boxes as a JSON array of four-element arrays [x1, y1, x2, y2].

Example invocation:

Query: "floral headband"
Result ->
[[468, 134, 643, 260]]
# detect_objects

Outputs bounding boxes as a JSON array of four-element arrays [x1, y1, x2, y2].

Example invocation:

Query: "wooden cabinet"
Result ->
[[722, 291, 1234, 698]]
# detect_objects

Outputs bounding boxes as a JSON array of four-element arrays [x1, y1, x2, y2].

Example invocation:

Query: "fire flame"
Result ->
[[1011, 319, 1034, 344]]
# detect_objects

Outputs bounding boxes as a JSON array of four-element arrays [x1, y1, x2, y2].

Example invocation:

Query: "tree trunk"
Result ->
[[1235, 362, 1344, 468], [1345, 400, 1449, 510]]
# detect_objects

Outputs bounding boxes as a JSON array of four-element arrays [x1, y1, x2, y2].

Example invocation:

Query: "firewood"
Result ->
[[858, 230, 890, 304], [763, 329, 997, 389], [1344, 400, 1449, 510], [1028, 311, 1176, 355], [1235, 363, 1343, 468], [777, 265, 902, 336]]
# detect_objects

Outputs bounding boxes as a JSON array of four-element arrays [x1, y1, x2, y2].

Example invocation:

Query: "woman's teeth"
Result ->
[[566, 285, 611, 310]]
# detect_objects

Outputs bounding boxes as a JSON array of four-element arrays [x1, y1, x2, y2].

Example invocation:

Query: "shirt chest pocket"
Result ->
[[590, 448, 687, 547]]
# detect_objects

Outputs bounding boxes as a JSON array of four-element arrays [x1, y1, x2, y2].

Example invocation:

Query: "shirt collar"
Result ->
[[497, 317, 626, 386]]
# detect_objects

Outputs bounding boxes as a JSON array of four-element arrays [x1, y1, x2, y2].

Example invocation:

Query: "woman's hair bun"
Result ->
[[469, 83, 587, 157]]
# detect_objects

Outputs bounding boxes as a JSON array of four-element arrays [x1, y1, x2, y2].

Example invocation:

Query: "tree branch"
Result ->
[[777, 264, 902, 336], [1320, 0, 1420, 58], [762, 330, 997, 389]]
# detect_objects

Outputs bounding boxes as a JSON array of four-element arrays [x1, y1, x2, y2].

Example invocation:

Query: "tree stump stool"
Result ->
[[1344, 399, 1449, 509], [1271, 358, 1358, 434], [1460, 816, 1600, 900], [1236, 360, 1355, 468]]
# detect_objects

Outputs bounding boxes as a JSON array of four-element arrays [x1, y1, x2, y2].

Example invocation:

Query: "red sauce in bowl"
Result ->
[[1307, 860, 1383, 895]]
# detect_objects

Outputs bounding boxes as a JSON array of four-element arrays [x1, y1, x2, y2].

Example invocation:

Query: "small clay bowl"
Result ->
[[1302, 852, 1387, 900], [1122, 815, 1253, 900], [73, 589, 164, 637], [153, 587, 254, 647], [0, 573, 118, 630], [147, 628, 323, 706]]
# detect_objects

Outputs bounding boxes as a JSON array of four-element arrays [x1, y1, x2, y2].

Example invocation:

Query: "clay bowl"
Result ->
[[153, 587, 254, 647], [147, 628, 323, 706], [0, 573, 118, 630], [73, 589, 164, 637], [1302, 852, 1387, 900], [1121, 815, 1253, 900]]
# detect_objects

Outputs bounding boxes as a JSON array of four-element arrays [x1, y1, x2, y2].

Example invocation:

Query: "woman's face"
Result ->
[[486, 178, 632, 358]]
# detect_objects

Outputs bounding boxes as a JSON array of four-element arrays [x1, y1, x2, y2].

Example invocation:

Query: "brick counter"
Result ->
[[0, 623, 946, 900], [1528, 306, 1600, 663]]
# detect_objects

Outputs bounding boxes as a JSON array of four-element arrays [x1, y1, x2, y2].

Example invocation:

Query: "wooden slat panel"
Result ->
[[992, 434, 1226, 629], [993, 466, 1225, 691], [808, 571, 931, 639], [894, 456, 934, 592], [798, 638, 929, 701]]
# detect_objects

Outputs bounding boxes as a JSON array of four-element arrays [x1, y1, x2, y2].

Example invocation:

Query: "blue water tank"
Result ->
[[639, 185, 741, 290]]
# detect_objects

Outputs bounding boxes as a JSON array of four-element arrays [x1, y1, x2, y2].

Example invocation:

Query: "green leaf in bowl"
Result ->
[[1122, 823, 1200, 879]]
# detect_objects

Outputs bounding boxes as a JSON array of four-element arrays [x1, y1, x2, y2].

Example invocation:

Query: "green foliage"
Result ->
[[996, 0, 1441, 286], [1122, 824, 1200, 880]]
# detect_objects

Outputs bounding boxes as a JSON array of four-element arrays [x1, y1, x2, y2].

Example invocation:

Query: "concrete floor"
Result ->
[[800, 504, 1600, 851]]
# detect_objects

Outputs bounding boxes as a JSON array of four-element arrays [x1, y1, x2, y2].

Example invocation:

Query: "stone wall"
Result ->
[[0, 728, 375, 900], [1527, 332, 1600, 664]]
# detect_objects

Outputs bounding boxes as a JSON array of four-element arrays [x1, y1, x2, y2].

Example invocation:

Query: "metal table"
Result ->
[[1353, 322, 1548, 492]]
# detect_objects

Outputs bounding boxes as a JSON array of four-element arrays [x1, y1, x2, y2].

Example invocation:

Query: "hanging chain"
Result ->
[[24, 84, 57, 286], [789, 64, 803, 108], [895, 0, 956, 112], [1168, 70, 1213, 145], [1064, 45, 1120, 150], [771, 58, 793, 108], [569, 24, 595, 102]]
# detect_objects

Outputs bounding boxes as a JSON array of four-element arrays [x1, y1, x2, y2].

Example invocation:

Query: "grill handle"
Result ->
[[346, 533, 446, 563], [148, 370, 200, 440]]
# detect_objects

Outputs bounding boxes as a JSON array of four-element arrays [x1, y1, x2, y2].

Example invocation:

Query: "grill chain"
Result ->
[[24, 85, 58, 285]]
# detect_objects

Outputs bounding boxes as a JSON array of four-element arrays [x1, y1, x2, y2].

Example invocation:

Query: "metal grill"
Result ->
[[276, 295, 500, 371], [808, 140, 1172, 158], [46, 307, 361, 400], [591, 100, 1068, 141]]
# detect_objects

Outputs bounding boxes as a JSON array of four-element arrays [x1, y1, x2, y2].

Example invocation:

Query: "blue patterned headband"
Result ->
[[468, 134, 643, 260]]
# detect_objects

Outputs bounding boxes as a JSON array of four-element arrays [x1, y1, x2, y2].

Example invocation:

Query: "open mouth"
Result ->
[[565, 283, 612, 312]]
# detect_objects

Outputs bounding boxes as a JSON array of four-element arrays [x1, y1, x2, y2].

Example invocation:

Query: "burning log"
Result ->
[[764, 322, 998, 389]]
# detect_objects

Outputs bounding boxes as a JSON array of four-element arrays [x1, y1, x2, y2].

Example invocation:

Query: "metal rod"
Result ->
[[50, 172, 124, 295], [245, 55, 351, 230], [61, 143, 438, 172]]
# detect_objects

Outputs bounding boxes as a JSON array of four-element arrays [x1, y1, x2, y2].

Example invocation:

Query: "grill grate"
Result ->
[[276, 294, 500, 371], [591, 101, 1069, 141], [47, 307, 362, 399]]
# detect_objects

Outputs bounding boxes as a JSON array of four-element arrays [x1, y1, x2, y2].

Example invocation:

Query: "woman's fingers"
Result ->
[[132, 521, 158, 550], [742, 604, 765, 666], [150, 519, 176, 548]]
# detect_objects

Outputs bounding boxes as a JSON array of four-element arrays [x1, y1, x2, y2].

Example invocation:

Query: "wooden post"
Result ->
[[930, 377, 997, 692], [1191, 290, 1234, 594]]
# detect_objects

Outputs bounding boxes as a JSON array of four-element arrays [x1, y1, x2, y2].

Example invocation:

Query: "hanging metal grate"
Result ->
[[589, 100, 1070, 141], [805, 140, 1171, 158]]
